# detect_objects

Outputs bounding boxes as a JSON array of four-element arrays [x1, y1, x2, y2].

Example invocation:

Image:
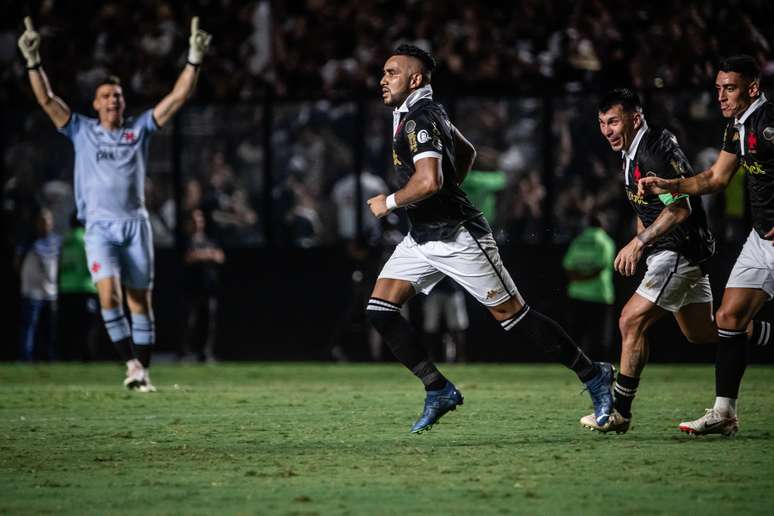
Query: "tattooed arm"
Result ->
[[614, 200, 691, 277], [638, 150, 739, 197]]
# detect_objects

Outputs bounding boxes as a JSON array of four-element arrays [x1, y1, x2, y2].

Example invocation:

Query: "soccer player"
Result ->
[[639, 56, 774, 436], [584, 88, 717, 433], [18, 16, 211, 390], [367, 44, 615, 434]]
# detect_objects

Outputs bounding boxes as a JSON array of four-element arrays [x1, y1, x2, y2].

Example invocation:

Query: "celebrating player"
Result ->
[[367, 44, 615, 434], [584, 88, 718, 433], [18, 16, 211, 391], [639, 56, 773, 435]]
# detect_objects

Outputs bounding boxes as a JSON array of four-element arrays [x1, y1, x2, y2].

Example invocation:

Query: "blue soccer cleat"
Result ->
[[410, 381, 464, 434], [582, 362, 615, 426]]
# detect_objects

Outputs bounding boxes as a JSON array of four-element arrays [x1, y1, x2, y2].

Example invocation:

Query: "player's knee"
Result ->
[[715, 307, 747, 331], [366, 298, 403, 333], [618, 309, 647, 338], [487, 296, 524, 322]]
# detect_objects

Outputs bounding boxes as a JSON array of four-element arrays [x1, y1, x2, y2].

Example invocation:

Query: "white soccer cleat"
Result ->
[[138, 371, 157, 393], [580, 409, 631, 434], [679, 409, 738, 436], [123, 359, 145, 390]]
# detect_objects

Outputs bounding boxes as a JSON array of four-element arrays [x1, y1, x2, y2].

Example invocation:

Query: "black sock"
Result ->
[[367, 298, 447, 390], [716, 328, 748, 398], [134, 345, 152, 369], [749, 320, 771, 347], [501, 305, 597, 382], [613, 373, 639, 418], [113, 337, 134, 362]]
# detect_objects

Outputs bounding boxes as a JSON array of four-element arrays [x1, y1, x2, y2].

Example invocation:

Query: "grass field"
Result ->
[[1, 363, 772, 515]]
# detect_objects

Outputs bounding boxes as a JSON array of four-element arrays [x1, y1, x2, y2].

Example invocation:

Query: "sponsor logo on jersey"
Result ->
[[407, 131, 418, 153], [96, 148, 131, 162], [431, 123, 443, 150], [626, 189, 648, 205], [393, 149, 402, 166], [417, 129, 430, 144], [741, 161, 765, 175]]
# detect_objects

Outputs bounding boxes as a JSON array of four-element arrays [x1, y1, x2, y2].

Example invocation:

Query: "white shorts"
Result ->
[[423, 289, 470, 332], [726, 229, 774, 298], [636, 250, 712, 313], [85, 218, 155, 289], [378, 228, 522, 307]]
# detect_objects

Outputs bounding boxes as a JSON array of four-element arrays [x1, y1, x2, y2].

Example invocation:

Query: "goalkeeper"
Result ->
[[18, 16, 211, 391]]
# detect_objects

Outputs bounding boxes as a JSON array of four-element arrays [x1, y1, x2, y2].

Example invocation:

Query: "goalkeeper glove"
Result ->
[[18, 16, 41, 68], [187, 16, 212, 66]]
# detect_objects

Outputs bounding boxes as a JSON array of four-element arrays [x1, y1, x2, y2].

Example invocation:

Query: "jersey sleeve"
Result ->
[[647, 135, 692, 206], [404, 111, 443, 163], [721, 121, 740, 155], [57, 113, 85, 141], [137, 109, 161, 135]]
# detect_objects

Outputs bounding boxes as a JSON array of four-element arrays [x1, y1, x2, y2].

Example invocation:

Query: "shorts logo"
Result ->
[[486, 288, 502, 300], [417, 130, 430, 144], [91, 262, 101, 273]]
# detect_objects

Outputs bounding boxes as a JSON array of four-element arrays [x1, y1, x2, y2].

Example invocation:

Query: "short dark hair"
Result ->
[[718, 55, 760, 83], [393, 44, 436, 84], [598, 88, 642, 114], [95, 75, 122, 90]]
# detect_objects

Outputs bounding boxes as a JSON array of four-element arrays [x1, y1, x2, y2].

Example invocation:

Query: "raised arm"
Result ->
[[638, 150, 739, 197], [18, 17, 71, 128], [152, 17, 211, 127], [452, 124, 476, 185]]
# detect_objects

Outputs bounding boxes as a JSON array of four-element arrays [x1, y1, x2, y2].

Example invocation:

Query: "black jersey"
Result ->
[[392, 97, 490, 243], [623, 125, 715, 264], [721, 96, 774, 237]]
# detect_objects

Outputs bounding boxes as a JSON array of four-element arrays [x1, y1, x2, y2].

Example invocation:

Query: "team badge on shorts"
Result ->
[[486, 288, 502, 300]]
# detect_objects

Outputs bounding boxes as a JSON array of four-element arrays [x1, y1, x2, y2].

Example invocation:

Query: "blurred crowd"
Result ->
[[2, 1, 773, 104]]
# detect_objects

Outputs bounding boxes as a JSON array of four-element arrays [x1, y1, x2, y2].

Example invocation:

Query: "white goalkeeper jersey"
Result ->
[[58, 110, 159, 223]]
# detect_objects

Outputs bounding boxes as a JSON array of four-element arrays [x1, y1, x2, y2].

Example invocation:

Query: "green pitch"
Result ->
[[1, 363, 772, 515]]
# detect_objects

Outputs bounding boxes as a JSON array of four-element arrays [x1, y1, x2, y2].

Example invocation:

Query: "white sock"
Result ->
[[713, 396, 737, 417]]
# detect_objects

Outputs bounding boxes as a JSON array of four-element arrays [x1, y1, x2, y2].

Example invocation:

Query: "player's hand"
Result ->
[[187, 16, 212, 65], [18, 17, 41, 68], [367, 194, 390, 218], [637, 176, 674, 197], [614, 237, 645, 277], [764, 227, 774, 245]]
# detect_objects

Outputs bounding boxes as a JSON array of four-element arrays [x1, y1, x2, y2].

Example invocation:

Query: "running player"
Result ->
[[583, 88, 717, 433], [639, 56, 773, 435], [367, 44, 615, 434], [18, 16, 211, 390]]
